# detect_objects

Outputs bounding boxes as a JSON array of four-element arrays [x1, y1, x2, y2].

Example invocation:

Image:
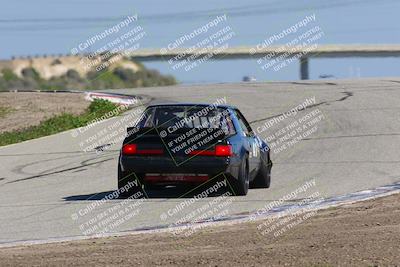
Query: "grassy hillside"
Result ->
[[0, 64, 176, 91], [0, 99, 121, 146]]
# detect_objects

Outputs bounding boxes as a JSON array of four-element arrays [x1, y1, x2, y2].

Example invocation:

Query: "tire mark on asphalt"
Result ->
[[301, 132, 400, 140], [0, 151, 93, 157], [11, 153, 92, 176], [10, 150, 117, 177], [72, 169, 87, 173], [33, 152, 117, 176], [269, 133, 400, 144], [249, 91, 353, 124], [387, 80, 400, 84], [290, 81, 338, 86], [4, 157, 114, 185], [228, 82, 400, 94]]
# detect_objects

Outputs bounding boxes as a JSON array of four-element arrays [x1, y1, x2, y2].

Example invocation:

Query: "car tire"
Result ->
[[118, 165, 144, 198], [230, 157, 249, 196], [251, 157, 271, 188]]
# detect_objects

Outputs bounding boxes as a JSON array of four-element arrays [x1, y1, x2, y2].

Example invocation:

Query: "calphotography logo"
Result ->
[[161, 178, 233, 237], [251, 179, 324, 239], [254, 96, 325, 155], [250, 13, 325, 73], [72, 14, 139, 54], [160, 14, 236, 72], [69, 12, 146, 74], [70, 184, 145, 236], [71, 97, 145, 154], [153, 97, 232, 165]]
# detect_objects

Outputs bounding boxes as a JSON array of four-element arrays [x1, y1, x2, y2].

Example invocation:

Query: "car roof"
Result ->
[[146, 103, 238, 110]]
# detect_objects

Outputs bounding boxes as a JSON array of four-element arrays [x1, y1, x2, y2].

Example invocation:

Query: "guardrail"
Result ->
[[1, 90, 142, 106]]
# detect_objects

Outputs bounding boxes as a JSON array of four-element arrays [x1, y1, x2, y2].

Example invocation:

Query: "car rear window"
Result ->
[[137, 106, 235, 134]]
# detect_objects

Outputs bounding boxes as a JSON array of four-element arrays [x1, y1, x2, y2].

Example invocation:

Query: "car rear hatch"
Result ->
[[120, 127, 232, 180]]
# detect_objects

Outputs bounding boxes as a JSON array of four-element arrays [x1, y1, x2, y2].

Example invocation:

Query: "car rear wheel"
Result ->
[[118, 165, 144, 198], [251, 157, 271, 188], [230, 157, 249, 196]]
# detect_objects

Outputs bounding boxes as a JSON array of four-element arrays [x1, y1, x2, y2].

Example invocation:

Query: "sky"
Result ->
[[1, 0, 400, 82]]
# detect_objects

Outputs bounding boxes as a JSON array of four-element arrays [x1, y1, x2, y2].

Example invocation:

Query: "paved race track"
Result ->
[[1, 78, 400, 244]]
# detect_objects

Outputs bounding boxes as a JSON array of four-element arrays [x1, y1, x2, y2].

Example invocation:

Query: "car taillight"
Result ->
[[122, 144, 137, 155], [189, 145, 232, 157], [215, 145, 232, 156], [122, 144, 163, 155]]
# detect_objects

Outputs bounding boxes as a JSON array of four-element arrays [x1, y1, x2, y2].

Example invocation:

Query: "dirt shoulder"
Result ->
[[1, 193, 400, 266], [0, 92, 89, 133]]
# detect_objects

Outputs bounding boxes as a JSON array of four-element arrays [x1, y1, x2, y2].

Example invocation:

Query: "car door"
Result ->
[[234, 109, 261, 177]]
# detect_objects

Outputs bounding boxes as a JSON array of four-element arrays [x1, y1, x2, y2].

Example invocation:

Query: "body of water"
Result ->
[[1, 0, 399, 83]]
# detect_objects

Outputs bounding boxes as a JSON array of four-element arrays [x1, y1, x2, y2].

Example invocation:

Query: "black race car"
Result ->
[[118, 103, 272, 197]]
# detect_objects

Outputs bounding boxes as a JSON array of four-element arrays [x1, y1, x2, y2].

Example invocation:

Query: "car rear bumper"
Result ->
[[120, 155, 233, 179]]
